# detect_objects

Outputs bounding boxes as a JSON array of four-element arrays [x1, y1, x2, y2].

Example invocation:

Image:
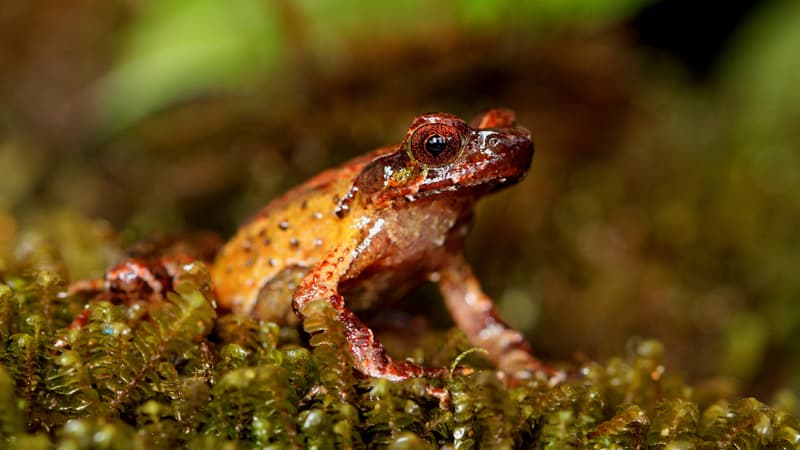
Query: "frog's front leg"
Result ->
[[293, 244, 446, 381], [437, 253, 564, 383]]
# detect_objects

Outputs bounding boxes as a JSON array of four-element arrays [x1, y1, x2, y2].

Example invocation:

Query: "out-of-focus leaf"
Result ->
[[98, 0, 281, 131], [0, 139, 44, 210], [724, 0, 800, 139], [98, 0, 655, 131], [298, 0, 654, 31], [722, 313, 768, 381], [719, 0, 800, 392], [477, 0, 652, 25]]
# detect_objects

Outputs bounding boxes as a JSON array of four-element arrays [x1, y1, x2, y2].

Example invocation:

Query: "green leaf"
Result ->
[[98, 0, 281, 131]]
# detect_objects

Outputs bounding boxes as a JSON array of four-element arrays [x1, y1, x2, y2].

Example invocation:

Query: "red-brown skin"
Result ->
[[62, 234, 221, 336], [212, 109, 559, 382], [67, 234, 221, 303]]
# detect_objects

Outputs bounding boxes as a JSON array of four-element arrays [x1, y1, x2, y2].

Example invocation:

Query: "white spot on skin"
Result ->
[[479, 323, 524, 350], [383, 165, 392, 185], [354, 217, 385, 257], [478, 323, 505, 342], [355, 216, 372, 229], [463, 290, 491, 313], [117, 268, 139, 284], [232, 295, 244, 308]]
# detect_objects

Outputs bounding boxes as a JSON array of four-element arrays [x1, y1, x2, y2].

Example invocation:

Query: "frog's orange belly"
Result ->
[[214, 250, 442, 325]]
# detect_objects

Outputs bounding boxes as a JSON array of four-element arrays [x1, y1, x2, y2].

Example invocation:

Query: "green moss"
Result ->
[[0, 237, 798, 449]]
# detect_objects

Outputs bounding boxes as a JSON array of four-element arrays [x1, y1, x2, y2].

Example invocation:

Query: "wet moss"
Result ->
[[0, 232, 798, 449]]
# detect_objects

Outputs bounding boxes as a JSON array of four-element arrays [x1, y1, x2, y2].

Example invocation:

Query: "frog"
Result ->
[[211, 108, 559, 383], [57, 233, 221, 344]]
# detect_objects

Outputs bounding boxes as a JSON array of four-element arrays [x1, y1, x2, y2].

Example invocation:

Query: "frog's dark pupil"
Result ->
[[425, 135, 448, 156]]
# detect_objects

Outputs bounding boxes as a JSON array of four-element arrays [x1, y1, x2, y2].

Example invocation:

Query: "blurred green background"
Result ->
[[1, 0, 798, 407]]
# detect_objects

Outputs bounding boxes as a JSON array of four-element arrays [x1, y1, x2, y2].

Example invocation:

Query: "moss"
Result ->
[[0, 233, 798, 449]]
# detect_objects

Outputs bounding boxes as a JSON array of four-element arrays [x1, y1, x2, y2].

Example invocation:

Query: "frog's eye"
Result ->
[[409, 123, 461, 166]]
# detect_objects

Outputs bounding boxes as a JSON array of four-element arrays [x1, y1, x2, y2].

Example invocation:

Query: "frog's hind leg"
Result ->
[[63, 278, 106, 298], [437, 253, 564, 384], [292, 245, 446, 381]]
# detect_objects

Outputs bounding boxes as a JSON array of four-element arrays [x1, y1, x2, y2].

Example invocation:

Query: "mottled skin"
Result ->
[[59, 233, 220, 345], [66, 234, 221, 304], [212, 109, 558, 382]]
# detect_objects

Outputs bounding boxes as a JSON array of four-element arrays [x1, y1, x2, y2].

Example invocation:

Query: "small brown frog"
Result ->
[[212, 109, 559, 382]]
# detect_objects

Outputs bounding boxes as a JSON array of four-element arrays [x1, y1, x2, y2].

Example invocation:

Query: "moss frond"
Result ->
[[203, 364, 302, 446], [0, 284, 16, 363], [585, 404, 649, 449], [45, 349, 101, 422], [302, 299, 358, 400], [647, 398, 699, 448], [0, 365, 25, 439]]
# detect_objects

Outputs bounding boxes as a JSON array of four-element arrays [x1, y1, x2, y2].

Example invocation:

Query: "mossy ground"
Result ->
[[0, 227, 798, 449]]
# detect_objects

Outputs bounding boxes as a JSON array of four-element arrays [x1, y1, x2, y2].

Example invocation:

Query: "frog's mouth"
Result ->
[[415, 170, 527, 200], [416, 126, 534, 197]]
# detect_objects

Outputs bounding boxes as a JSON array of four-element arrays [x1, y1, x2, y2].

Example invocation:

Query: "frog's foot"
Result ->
[[340, 308, 443, 381], [343, 337, 453, 406], [61, 278, 106, 299], [425, 384, 451, 409], [496, 349, 567, 387]]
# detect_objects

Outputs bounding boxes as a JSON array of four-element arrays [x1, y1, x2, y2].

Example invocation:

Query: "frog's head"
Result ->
[[347, 109, 533, 211]]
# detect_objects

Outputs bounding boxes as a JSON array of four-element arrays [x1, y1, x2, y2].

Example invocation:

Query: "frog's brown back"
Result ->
[[211, 146, 393, 317]]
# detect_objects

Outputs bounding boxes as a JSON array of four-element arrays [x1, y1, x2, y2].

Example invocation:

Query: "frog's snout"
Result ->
[[484, 127, 533, 159], [506, 129, 534, 171]]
